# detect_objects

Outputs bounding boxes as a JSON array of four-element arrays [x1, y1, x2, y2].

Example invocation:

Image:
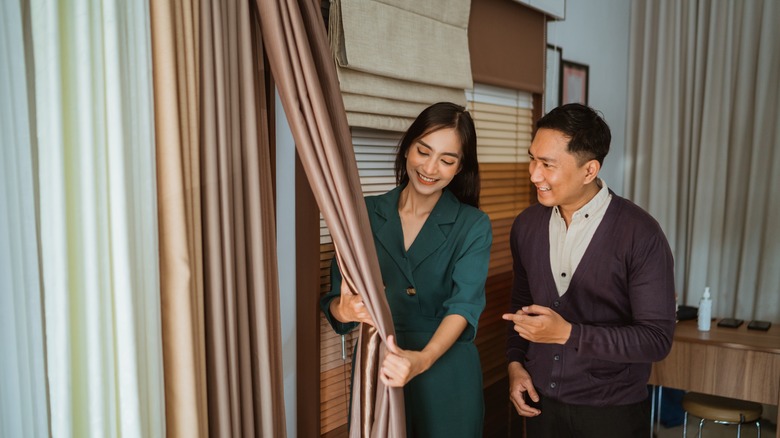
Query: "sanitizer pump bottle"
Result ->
[[698, 287, 712, 331]]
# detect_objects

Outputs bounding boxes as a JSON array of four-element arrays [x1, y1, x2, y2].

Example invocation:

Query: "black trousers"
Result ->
[[524, 392, 650, 438]]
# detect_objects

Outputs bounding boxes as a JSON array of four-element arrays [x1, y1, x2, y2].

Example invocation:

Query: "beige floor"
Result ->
[[655, 416, 776, 438]]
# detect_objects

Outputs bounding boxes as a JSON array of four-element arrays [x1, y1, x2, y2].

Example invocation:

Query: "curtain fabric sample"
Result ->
[[330, 0, 472, 131], [200, 0, 286, 436], [256, 0, 405, 435], [626, 0, 780, 321], [0, 1, 50, 436], [334, 0, 471, 86], [149, 0, 209, 436], [29, 0, 165, 436]]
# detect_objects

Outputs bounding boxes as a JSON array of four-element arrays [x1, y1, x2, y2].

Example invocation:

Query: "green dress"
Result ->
[[321, 185, 492, 437]]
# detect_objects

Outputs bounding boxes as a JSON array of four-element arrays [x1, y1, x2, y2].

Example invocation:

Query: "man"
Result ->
[[503, 104, 676, 437]]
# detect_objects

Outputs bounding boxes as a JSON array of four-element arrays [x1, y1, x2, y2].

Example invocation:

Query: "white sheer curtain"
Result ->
[[626, 0, 780, 322], [0, 1, 49, 437], [30, 0, 165, 436]]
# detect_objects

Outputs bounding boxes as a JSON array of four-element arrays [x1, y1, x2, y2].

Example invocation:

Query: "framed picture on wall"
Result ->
[[559, 60, 589, 105], [545, 45, 563, 113]]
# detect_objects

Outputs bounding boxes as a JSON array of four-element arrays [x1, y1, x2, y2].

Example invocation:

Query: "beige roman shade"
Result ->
[[329, 0, 473, 131]]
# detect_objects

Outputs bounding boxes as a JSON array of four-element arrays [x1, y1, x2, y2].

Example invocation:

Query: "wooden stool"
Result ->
[[682, 392, 762, 437]]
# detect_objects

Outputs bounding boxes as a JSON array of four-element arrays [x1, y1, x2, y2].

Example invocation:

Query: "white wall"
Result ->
[[547, 0, 631, 194], [275, 91, 298, 436]]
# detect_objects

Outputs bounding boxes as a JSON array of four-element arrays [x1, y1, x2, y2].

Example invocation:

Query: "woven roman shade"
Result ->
[[329, 0, 473, 131]]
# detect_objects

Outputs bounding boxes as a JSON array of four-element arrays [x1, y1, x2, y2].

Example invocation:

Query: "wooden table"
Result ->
[[649, 318, 780, 428]]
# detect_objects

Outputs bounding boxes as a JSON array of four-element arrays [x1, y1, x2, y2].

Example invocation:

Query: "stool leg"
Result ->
[[697, 418, 705, 438], [756, 420, 761, 438], [683, 411, 688, 438], [650, 386, 656, 438], [656, 386, 663, 433], [737, 422, 741, 438]]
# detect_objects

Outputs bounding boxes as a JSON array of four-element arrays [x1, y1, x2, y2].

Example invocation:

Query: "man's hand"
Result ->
[[330, 280, 375, 326], [379, 335, 429, 387], [502, 304, 572, 344], [508, 362, 540, 417]]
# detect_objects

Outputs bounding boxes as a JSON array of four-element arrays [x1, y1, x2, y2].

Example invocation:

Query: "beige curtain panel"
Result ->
[[150, 0, 209, 436], [330, 0, 472, 131], [626, 0, 780, 321], [256, 0, 405, 435]]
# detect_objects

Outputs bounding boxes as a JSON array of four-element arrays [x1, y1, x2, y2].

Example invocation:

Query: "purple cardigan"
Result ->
[[506, 192, 676, 406]]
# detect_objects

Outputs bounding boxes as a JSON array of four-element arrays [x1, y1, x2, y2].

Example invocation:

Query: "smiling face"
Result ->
[[404, 127, 462, 198], [528, 128, 600, 218]]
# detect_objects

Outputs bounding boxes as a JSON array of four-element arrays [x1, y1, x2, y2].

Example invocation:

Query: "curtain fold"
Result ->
[[200, 0, 287, 436], [150, 0, 209, 436], [0, 1, 49, 436], [256, 0, 406, 435], [626, 0, 780, 321]]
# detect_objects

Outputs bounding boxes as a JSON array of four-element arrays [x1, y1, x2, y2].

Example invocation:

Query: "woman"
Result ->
[[320, 102, 492, 437]]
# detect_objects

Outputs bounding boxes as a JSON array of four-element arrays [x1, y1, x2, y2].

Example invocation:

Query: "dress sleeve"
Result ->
[[442, 212, 492, 342], [319, 257, 360, 335]]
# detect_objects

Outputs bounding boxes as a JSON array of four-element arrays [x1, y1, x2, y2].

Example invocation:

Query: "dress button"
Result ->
[[550, 382, 557, 389], [406, 287, 416, 296], [553, 300, 560, 308], [554, 354, 560, 361], [561, 272, 566, 277]]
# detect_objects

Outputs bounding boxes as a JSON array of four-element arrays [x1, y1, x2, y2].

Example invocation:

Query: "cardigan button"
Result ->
[[553, 300, 560, 308], [406, 287, 416, 296]]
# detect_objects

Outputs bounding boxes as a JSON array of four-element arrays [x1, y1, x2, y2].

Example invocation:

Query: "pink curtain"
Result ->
[[256, 0, 406, 435]]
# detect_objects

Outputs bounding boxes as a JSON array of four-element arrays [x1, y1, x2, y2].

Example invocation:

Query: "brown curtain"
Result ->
[[150, 0, 209, 436], [152, 0, 286, 436], [256, 0, 405, 435], [153, 0, 400, 434], [200, 0, 286, 436]]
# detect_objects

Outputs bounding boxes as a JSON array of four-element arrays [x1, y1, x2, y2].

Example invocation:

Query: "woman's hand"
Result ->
[[330, 280, 375, 326], [379, 335, 429, 387]]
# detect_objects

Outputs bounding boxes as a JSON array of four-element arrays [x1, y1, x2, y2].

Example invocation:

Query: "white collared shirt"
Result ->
[[549, 179, 612, 296]]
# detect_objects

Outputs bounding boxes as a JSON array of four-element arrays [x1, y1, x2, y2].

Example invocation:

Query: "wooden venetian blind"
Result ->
[[319, 129, 402, 437], [467, 83, 534, 388]]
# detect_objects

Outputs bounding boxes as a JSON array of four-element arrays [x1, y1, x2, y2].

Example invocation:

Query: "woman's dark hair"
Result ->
[[536, 103, 611, 165], [394, 102, 480, 207]]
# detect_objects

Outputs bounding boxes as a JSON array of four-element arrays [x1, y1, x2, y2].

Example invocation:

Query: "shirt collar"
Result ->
[[553, 178, 611, 221]]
